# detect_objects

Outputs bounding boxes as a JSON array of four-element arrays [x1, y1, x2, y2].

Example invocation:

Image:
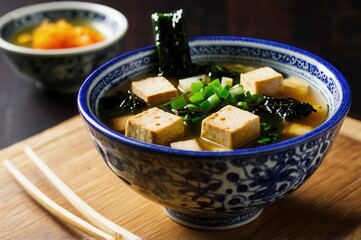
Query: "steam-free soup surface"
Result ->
[[99, 64, 328, 151]]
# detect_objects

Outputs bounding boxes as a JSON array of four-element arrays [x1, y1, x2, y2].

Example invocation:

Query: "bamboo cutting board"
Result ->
[[1, 115, 361, 240]]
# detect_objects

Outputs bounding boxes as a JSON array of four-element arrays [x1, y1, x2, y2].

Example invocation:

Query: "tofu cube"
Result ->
[[170, 139, 203, 151], [241, 67, 283, 96], [282, 122, 313, 136], [201, 105, 260, 149], [170, 138, 228, 151], [125, 107, 184, 145], [109, 114, 134, 133], [131, 76, 178, 105], [283, 76, 309, 97]]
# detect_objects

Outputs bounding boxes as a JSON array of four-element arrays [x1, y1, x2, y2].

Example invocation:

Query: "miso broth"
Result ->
[[99, 64, 328, 151]]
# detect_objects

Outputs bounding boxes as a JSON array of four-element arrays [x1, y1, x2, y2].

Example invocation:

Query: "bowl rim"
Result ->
[[78, 36, 352, 158], [0, 1, 128, 56]]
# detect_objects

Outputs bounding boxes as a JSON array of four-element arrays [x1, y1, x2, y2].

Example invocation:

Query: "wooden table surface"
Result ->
[[0, 1, 360, 239], [0, 0, 361, 150], [0, 115, 360, 240]]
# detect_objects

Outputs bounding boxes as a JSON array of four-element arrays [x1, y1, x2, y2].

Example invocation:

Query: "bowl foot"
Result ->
[[163, 208, 263, 230]]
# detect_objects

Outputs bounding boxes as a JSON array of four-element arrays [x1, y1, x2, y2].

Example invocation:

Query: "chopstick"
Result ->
[[3, 159, 113, 239], [3, 146, 141, 240], [24, 147, 140, 240]]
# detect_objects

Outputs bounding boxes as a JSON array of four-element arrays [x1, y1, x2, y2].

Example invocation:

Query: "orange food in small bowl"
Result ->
[[16, 19, 105, 49], [0, 1, 128, 93]]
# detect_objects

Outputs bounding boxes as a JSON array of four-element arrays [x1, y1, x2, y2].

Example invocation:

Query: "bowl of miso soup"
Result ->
[[0, 1, 128, 93], [78, 30, 351, 229]]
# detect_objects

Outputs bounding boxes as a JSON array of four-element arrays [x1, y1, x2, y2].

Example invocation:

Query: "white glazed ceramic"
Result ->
[[78, 36, 351, 230], [0, 1, 128, 93]]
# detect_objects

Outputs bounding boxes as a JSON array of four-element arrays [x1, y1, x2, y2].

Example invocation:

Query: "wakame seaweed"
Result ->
[[251, 96, 317, 121], [151, 9, 196, 76], [99, 90, 147, 118], [151, 9, 239, 81]]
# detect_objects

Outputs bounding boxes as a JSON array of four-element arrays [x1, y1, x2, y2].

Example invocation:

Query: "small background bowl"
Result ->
[[78, 36, 351, 230], [0, 1, 128, 93]]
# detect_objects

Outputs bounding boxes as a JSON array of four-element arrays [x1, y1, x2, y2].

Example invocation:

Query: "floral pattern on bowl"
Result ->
[[78, 36, 351, 229]]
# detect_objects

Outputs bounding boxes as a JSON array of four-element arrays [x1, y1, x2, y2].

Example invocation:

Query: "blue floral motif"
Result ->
[[172, 170, 223, 209], [90, 124, 338, 215], [106, 151, 125, 172], [78, 36, 350, 229], [133, 167, 174, 201], [95, 134, 330, 214]]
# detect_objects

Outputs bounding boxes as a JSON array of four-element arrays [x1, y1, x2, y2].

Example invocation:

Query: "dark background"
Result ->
[[0, 0, 360, 149]]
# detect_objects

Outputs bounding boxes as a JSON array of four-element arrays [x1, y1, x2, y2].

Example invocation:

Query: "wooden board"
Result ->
[[1, 115, 361, 239]]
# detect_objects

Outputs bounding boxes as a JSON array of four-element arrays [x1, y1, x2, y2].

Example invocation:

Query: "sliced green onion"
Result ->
[[210, 79, 222, 89], [237, 101, 248, 109], [170, 96, 187, 110], [252, 93, 264, 104], [207, 93, 221, 107], [185, 103, 199, 109], [221, 94, 236, 106], [257, 137, 271, 144], [217, 87, 230, 99], [189, 92, 205, 103], [201, 85, 217, 97], [199, 100, 212, 110], [191, 115, 206, 123], [191, 82, 203, 93], [182, 114, 192, 121], [207, 85, 218, 96], [229, 84, 244, 96]]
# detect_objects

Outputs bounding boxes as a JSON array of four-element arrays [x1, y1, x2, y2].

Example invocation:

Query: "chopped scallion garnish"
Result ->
[[170, 95, 187, 110], [160, 70, 316, 127], [217, 86, 231, 99], [189, 92, 205, 103], [210, 79, 222, 89], [191, 82, 203, 93], [229, 84, 244, 96], [199, 99, 212, 110], [207, 93, 221, 107], [191, 115, 206, 123], [237, 101, 248, 108]]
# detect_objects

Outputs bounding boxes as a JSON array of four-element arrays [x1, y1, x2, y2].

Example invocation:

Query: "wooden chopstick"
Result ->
[[23, 146, 141, 240], [2, 146, 141, 240], [3, 159, 114, 240]]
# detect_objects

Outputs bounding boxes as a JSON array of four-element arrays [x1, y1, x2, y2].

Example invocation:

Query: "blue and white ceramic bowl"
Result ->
[[0, 1, 128, 93], [78, 36, 351, 230]]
